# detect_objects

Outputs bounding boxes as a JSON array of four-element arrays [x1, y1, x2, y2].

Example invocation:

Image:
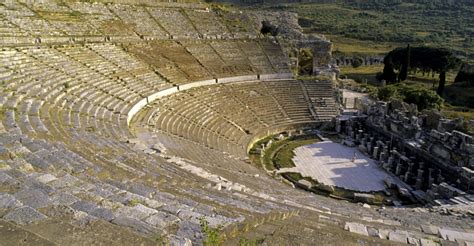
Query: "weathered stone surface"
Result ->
[[344, 222, 368, 236], [438, 227, 474, 242], [388, 230, 409, 243], [421, 224, 439, 235], [419, 238, 439, 246], [112, 215, 154, 234], [0, 193, 23, 209], [145, 211, 180, 228], [117, 204, 157, 220], [89, 207, 116, 221], [4, 206, 47, 225], [51, 193, 79, 206], [14, 188, 52, 209], [35, 174, 57, 184], [0, 172, 14, 184], [176, 221, 202, 242], [71, 201, 99, 214], [367, 227, 379, 238]]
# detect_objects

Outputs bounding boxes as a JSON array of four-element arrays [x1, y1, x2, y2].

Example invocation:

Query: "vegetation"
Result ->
[[398, 44, 410, 81], [239, 238, 264, 246], [298, 48, 314, 75], [200, 217, 224, 246], [274, 138, 319, 169], [128, 198, 143, 206], [255, 1, 473, 62], [382, 46, 461, 96], [351, 56, 364, 68], [455, 64, 474, 86], [376, 84, 443, 110]]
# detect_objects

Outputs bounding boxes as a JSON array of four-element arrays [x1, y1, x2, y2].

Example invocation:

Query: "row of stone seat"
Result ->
[[0, 133, 284, 242], [2, 71, 300, 244], [0, 0, 261, 44], [124, 39, 288, 85], [134, 80, 336, 158], [0, 43, 320, 243]]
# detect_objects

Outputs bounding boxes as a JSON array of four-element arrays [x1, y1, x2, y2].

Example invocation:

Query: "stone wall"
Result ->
[[249, 11, 335, 75], [336, 100, 474, 198]]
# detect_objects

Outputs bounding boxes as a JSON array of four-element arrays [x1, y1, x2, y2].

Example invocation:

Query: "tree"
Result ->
[[351, 56, 364, 68], [381, 56, 397, 83], [455, 63, 474, 86], [384, 46, 461, 97], [376, 84, 444, 111], [399, 44, 410, 81], [437, 71, 446, 96], [377, 86, 398, 101]]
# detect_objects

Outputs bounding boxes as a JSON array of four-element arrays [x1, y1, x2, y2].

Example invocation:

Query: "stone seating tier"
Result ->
[[1, 3, 472, 243]]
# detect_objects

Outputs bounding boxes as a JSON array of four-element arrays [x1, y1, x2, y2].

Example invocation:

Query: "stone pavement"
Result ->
[[285, 140, 392, 192]]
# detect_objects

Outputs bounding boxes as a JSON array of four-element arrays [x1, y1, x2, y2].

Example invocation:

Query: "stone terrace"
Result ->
[[133, 80, 337, 158], [0, 0, 473, 244]]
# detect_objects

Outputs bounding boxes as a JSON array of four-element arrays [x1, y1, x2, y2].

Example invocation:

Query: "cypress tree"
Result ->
[[383, 57, 397, 83], [437, 71, 446, 96], [399, 44, 410, 81]]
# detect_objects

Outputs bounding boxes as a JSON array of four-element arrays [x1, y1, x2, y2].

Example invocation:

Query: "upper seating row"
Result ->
[[0, 0, 261, 44]]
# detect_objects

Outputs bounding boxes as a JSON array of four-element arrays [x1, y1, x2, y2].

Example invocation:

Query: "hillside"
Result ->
[[237, 1, 473, 61]]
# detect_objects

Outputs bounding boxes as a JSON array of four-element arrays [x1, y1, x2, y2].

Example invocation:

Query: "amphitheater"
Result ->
[[0, 0, 473, 245]]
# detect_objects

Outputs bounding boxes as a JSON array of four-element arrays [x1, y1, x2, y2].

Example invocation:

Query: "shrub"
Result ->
[[376, 84, 443, 110], [399, 86, 443, 110], [351, 56, 364, 68], [200, 217, 224, 246], [377, 86, 398, 101]]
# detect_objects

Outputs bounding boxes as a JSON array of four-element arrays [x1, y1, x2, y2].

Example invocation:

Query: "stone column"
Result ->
[[415, 169, 424, 190], [385, 156, 394, 171], [404, 162, 414, 183], [395, 160, 403, 176], [437, 173, 444, 184], [373, 146, 379, 160], [428, 168, 435, 188]]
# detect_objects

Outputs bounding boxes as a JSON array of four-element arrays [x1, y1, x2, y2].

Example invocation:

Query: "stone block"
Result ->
[[14, 188, 52, 209], [0, 193, 23, 209], [419, 238, 439, 246], [389, 231, 409, 243], [4, 206, 47, 225], [421, 224, 439, 235], [344, 222, 368, 236], [145, 211, 180, 228], [117, 204, 157, 220], [112, 215, 154, 234], [36, 174, 57, 184]]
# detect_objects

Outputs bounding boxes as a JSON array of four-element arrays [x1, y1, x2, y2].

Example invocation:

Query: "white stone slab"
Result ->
[[290, 140, 392, 192]]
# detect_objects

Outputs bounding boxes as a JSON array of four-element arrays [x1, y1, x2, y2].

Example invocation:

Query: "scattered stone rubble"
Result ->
[[0, 0, 472, 244], [336, 100, 474, 208]]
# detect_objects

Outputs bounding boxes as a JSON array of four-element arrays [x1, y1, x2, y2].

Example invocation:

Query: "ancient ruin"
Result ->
[[0, 0, 472, 245]]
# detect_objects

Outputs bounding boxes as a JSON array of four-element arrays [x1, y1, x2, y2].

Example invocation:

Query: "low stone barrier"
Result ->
[[127, 87, 179, 125], [127, 97, 148, 125], [127, 74, 296, 126], [178, 79, 217, 91], [259, 73, 293, 81], [147, 86, 179, 103], [217, 75, 258, 84]]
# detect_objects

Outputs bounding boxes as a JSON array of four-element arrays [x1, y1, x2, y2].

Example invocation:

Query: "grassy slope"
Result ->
[[257, 2, 473, 60]]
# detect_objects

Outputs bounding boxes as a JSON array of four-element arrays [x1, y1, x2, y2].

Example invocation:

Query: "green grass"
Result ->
[[274, 138, 319, 169], [0, 106, 5, 121], [255, 2, 474, 62], [340, 65, 474, 121], [340, 65, 384, 85]]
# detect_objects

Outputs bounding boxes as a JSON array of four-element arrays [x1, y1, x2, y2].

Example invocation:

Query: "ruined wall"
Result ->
[[249, 11, 335, 75], [337, 100, 474, 194]]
